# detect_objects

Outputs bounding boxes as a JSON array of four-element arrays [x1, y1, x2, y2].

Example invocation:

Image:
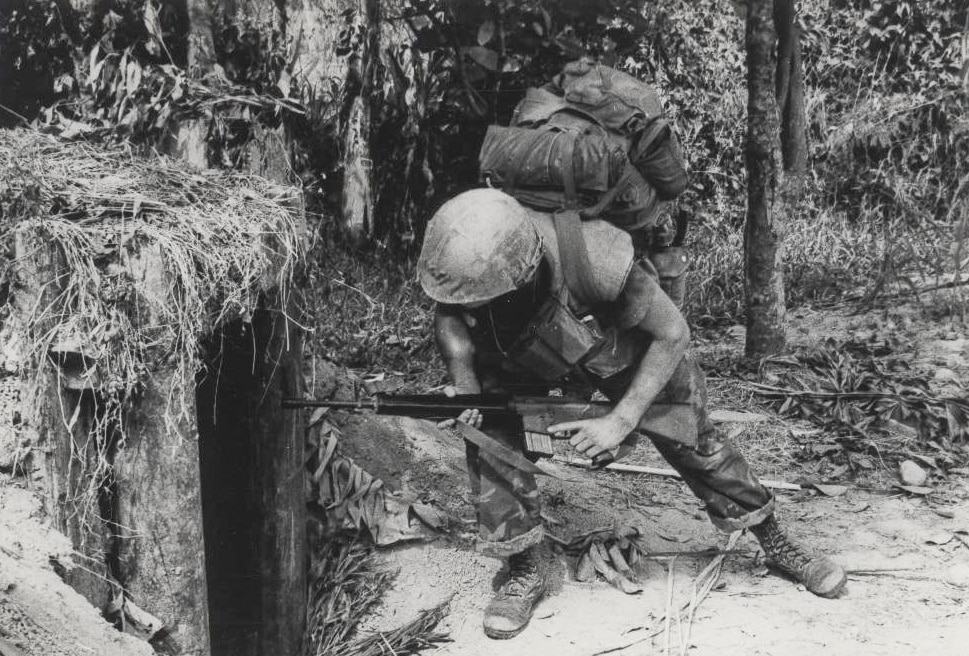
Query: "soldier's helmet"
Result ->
[[418, 189, 545, 305]]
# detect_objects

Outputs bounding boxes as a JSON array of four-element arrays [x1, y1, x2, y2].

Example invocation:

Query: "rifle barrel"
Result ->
[[372, 393, 514, 417], [280, 398, 369, 410], [282, 393, 616, 418]]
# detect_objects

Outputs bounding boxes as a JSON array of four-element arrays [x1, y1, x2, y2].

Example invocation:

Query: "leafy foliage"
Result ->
[[753, 339, 969, 451], [4, 0, 966, 323], [366, 0, 653, 249], [0, 0, 76, 125]]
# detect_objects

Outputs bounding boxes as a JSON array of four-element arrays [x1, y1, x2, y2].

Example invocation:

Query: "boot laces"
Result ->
[[503, 553, 539, 598], [762, 525, 812, 571]]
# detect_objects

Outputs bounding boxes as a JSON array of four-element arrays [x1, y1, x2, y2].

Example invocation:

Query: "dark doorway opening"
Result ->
[[197, 306, 306, 656]]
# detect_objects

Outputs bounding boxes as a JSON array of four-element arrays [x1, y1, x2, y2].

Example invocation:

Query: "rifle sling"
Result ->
[[453, 421, 561, 479]]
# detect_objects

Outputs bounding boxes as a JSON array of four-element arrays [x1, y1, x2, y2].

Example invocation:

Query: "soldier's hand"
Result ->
[[548, 414, 631, 458], [437, 385, 483, 429]]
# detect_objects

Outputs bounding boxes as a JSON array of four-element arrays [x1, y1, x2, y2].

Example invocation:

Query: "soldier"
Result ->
[[417, 188, 847, 640]]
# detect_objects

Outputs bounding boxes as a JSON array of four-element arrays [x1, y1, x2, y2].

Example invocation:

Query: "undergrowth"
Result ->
[[304, 225, 440, 388], [306, 205, 959, 378], [686, 201, 957, 326]]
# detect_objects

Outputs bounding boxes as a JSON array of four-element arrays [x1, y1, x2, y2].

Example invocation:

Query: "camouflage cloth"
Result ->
[[466, 353, 773, 557], [463, 417, 546, 558]]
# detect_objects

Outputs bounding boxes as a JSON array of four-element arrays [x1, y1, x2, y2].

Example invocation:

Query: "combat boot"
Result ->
[[750, 515, 847, 598], [483, 546, 549, 639]]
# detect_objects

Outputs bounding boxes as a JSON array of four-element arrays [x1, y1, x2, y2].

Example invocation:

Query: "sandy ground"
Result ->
[[351, 416, 969, 656], [0, 295, 965, 655], [349, 301, 969, 656], [0, 481, 154, 656]]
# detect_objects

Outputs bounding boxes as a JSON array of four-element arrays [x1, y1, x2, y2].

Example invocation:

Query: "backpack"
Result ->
[[478, 59, 688, 233]]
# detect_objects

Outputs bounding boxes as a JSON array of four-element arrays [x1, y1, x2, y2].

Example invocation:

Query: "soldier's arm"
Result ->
[[549, 288, 689, 456], [434, 304, 482, 394], [606, 291, 690, 435]]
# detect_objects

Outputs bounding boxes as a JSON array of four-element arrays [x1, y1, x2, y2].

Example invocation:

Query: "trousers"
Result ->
[[465, 353, 774, 558]]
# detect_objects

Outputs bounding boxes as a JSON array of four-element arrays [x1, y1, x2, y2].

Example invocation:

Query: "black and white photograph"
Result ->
[[0, 1, 966, 655]]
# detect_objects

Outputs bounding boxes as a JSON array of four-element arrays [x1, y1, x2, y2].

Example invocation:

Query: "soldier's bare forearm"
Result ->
[[610, 296, 690, 433], [434, 305, 481, 393]]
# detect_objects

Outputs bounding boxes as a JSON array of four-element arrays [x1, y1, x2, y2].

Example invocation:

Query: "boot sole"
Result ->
[[765, 563, 848, 598], [483, 588, 547, 640], [812, 571, 848, 599], [483, 624, 529, 640]]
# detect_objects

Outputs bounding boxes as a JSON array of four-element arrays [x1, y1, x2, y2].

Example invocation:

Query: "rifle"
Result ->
[[282, 392, 697, 459]]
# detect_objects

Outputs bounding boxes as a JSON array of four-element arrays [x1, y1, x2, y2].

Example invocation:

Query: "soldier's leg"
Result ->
[[648, 354, 774, 528], [463, 418, 544, 557], [648, 354, 847, 597], [462, 418, 548, 639]]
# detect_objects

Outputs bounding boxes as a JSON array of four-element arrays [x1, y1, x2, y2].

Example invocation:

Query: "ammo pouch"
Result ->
[[507, 296, 608, 382], [648, 246, 689, 309]]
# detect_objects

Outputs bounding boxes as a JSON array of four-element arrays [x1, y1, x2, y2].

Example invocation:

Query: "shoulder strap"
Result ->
[[552, 209, 599, 307], [502, 130, 544, 198], [579, 163, 638, 219], [504, 126, 580, 211]]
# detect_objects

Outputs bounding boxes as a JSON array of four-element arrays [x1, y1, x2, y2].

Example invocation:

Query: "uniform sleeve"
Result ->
[[611, 258, 664, 330]]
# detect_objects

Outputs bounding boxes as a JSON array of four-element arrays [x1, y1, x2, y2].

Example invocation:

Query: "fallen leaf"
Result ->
[[308, 406, 329, 427], [813, 483, 848, 497], [932, 508, 955, 519], [828, 464, 850, 478], [410, 503, 448, 530], [896, 484, 934, 496], [925, 532, 954, 546], [811, 443, 842, 456], [906, 453, 939, 469], [655, 530, 680, 542]]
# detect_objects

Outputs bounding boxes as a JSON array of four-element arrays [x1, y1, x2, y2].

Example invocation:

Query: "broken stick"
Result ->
[[553, 456, 803, 491]]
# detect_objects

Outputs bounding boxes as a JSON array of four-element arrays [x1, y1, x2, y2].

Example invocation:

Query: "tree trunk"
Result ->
[[774, 0, 808, 181], [113, 242, 211, 656], [341, 0, 379, 241], [284, 0, 356, 93], [11, 228, 114, 611], [744, 0, 787, 358], [168, 0, 217, 168]]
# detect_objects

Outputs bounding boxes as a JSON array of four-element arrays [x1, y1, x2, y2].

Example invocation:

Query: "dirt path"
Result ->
[[0, 481, 154, 656], [354, 417, 969, 656], [352, 300, 969, 655]]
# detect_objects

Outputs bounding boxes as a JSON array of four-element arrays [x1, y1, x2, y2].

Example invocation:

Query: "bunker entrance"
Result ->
[[197, 310, 306, 656]]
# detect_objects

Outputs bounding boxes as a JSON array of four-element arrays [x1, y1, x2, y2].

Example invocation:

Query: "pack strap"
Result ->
[[580, 162, 638, 219], [502, 129, 544, 198], [559, 129, 578, 209], [453, 421, 561, 479], [553, 208, 599, 307], [504, 127, 580, 210]]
